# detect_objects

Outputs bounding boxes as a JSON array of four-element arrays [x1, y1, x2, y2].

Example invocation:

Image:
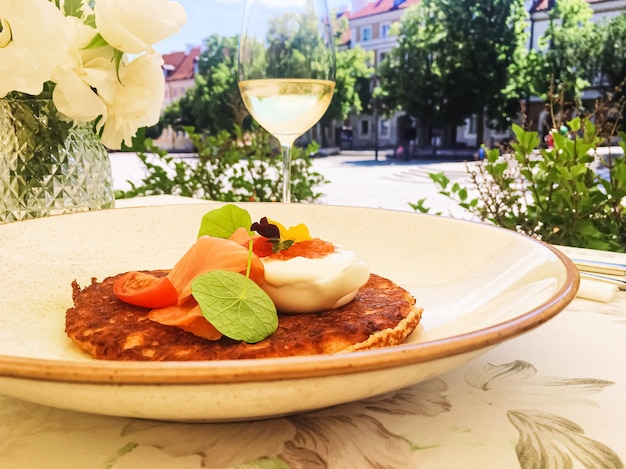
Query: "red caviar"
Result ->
[[268, 238, 335, 260]]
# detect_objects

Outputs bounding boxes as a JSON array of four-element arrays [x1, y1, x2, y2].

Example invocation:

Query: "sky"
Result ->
[[155, 0, 245, 54], [154, 0, 350, 55]]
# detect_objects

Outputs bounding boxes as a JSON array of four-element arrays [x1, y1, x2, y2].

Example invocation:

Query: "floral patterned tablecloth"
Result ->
[[1, 200, 625, 469]]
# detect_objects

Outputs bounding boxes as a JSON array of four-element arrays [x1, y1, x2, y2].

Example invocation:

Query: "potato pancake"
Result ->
[[65, 272, 422, 361]]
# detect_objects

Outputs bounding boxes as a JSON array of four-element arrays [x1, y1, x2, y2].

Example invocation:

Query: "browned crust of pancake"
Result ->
[[65, 272, 422, 361]]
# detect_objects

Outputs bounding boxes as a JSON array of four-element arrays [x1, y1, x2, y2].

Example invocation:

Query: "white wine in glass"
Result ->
[[238, 0, 336, 203]]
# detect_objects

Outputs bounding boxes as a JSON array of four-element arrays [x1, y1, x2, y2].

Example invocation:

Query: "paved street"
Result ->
[[311, 151, 472, 217], [109, 150, 477, 218]]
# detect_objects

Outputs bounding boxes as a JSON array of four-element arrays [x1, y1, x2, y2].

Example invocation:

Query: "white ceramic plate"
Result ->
[[0, 202, 578, 421]]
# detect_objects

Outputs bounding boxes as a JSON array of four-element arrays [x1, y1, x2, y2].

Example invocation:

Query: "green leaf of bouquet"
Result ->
[[197, 204, 252, 239], [111, 49, 125, 82], [84, 12, 97, 29], [84, 33, 108, 50], [63, 0, 85, 18], [191, 271, 278, 343]]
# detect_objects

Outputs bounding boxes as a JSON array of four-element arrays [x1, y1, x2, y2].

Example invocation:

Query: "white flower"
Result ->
[[94, 0, 187, 54], [0, 0, 71, 97], [2, 0, 187, 149], [97, 52, 166, 149], [51, 17, 110, 123]]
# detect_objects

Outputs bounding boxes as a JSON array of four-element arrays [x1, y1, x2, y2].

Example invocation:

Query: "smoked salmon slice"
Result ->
[[167, 235, 265, 304], [148, 299, 223, 341], [228, 226, 253, 246], [149, 235, 265, 340], [114, 235, 266, 340]]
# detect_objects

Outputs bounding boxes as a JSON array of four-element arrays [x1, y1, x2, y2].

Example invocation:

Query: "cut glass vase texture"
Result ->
[[0, 99, 115, 223]]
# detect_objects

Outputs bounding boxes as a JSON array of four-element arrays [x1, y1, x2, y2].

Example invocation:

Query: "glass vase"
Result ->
[[0, 98, 115, 223]]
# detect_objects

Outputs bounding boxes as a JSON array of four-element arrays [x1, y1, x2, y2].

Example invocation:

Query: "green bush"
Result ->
[[412, 119, 626, 252], [116, 126, 327, 203]]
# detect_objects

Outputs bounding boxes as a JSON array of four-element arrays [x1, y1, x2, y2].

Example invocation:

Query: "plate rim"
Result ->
[[0, 205, 580, 386]]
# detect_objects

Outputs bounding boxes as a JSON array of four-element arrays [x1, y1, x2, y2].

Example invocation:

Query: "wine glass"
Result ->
[[238, 0, 336, 203]]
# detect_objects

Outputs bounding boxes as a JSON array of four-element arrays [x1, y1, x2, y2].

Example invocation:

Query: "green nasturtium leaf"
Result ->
[[198, 204, 252, 239], [191, 271, 278, 343]]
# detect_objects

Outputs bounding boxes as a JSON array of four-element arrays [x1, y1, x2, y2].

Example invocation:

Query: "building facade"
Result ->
[[153, 45, 202, 152], [343, 0, 420, 152], [529, 0, 626, 48]]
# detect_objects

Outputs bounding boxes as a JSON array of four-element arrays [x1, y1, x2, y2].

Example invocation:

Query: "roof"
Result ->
[[349, 0, 421, 20], [162, 46, 202, 81], [530, 0, 605, 13]]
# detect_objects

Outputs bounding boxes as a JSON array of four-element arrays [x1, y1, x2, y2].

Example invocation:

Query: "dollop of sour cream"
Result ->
[[260, 247, 370, 314]]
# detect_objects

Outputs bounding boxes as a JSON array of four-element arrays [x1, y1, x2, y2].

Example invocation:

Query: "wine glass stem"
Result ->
[[281, 143, 292, 203]]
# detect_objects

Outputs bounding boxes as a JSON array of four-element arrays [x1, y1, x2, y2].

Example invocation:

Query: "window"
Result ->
[[361, 26, 372, 42], [379, 119, 390, 138], [163, 64, 175, 78], [378, 51, 387, 64], [380, 23, 391, 38], [360, 119, 370, 136]]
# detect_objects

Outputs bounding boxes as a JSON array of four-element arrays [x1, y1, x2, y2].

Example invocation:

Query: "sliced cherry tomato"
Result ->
[[113, 271, 179, 308], [252, 236, 275, 257]]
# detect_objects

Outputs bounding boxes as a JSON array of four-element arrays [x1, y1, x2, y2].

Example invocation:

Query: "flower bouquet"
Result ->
[[0, 0, 187, 222]]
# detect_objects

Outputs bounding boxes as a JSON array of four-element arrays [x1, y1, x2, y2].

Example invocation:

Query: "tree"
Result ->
[[244, 5, 370, 145], [162, 35, 245, 135], [378, 1, 446, 148], [323, 12, 375, 129], [595, 13, 626, 133], [161, 27, 371, 145], [378, 0, 527, 147], [527, 0, 599, 105], [596, 13, 626, 96], [320, 46, 374, 130], [264, 5, 334, 80], [442, 0, 528, 143]]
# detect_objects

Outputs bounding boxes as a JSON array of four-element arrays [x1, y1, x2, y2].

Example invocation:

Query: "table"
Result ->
[[1, 198, 625, 469]]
